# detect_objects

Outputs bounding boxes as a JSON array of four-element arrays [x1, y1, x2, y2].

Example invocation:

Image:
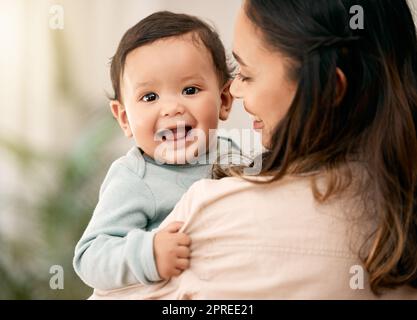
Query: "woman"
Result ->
[[91, 0, 417, 299]]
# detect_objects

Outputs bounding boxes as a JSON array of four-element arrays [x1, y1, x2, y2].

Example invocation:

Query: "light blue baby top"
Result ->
[[73, 136, 239, 290]]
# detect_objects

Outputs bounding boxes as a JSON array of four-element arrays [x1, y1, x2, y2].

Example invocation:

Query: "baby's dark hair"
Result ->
[[109, 11, 232, 103]]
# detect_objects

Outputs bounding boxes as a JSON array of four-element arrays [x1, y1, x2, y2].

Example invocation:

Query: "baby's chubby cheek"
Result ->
[[196, 117, 219, 142]]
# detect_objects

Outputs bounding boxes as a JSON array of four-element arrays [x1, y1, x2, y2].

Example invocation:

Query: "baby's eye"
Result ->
[[182, 87, 200, 95], [141, 92, 158, 102]]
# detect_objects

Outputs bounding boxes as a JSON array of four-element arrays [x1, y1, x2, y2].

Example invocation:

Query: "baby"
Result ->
[[73, 11, 237, 290]]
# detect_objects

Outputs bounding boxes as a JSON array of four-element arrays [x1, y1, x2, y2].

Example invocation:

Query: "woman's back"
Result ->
[[91, 164, 417, 299]]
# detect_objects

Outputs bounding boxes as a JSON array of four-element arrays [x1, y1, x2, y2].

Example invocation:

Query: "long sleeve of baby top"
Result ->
[[73, 136, 239, 291]]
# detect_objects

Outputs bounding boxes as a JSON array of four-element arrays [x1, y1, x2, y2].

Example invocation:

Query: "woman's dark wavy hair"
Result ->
[[220, 0, 417, 295]]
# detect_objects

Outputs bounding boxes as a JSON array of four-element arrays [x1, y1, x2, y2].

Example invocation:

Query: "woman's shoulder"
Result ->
[[189, 172, 316, 193], [185, 166, 369, 227], [184, 173, 318, 212], [187, 175, 273, 197]]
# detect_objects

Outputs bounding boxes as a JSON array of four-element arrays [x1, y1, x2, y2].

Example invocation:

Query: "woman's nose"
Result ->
[[160, 101, 185, 117], [229, 77, 242, 99]]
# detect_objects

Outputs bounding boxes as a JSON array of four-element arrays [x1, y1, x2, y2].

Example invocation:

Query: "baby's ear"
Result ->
[[219, 80, 234, 121], [110, 100, 133, 138]]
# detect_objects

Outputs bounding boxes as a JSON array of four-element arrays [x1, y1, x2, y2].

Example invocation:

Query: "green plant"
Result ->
[[0, 112, 119, 299]]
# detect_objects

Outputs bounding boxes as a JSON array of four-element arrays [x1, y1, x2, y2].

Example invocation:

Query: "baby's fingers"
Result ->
[[176, 246, 191, 258], [164, 221, 184, 233], [176, 233, 192, 246], [175, 258, 190, 271]]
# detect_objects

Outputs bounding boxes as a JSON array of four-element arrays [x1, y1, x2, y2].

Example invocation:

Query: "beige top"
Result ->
[[90, 169, 417, 299]]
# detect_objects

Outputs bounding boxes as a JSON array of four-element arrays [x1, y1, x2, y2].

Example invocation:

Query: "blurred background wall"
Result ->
[[0, 0, 416, 299]]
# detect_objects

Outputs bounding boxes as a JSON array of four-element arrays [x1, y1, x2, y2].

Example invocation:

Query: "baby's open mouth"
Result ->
[[156, 125, 193, 141]]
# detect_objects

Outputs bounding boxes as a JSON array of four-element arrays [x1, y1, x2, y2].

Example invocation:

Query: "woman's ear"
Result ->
[[219, 80, 234, 121], [110, 100, 133, 138], [335, 68, 348, 106]]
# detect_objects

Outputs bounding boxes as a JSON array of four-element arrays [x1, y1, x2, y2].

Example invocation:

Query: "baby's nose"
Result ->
[[160, 102, 185, 117]]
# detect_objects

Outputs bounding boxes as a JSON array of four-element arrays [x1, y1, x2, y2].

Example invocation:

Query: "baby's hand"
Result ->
[[154, 221, 191, 280]]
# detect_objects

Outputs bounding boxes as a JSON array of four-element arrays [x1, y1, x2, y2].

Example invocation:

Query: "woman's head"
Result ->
[[230, 0, 417, 294], [230, 7, 298, 147]]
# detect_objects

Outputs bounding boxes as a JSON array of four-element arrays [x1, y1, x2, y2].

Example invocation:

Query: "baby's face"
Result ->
[[115, 34, 231, 164]]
